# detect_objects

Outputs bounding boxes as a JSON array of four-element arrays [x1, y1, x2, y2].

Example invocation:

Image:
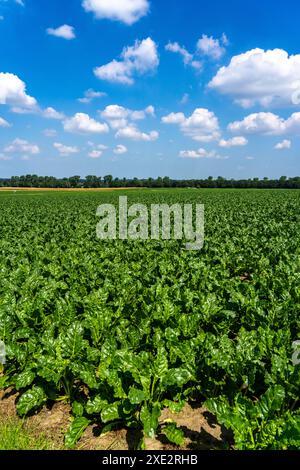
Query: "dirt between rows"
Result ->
[[0, 389, 231, 450]]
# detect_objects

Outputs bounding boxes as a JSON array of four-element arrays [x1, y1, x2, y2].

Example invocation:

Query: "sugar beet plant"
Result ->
[[0, 189, 299, 449]]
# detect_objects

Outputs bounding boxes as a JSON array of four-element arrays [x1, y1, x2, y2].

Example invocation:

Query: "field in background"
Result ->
[[0, 189, 299, 450], [0, 187, 140, 192]]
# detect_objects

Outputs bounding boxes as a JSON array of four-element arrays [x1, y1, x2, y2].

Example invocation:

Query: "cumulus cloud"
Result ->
[[94, 37, 159, 85], [47, 25, 76, 40], [0, 73, 37, 109], [209, 48, 300, 108], [100, 104, 155, 129], [165, 42, 202, 70], [54, 142, 79, 156], [0, 117, 11, 127], [4, 138, 40, 155], [88, 149, 103, 158], [82, 0, 149, 25], [228, 111, 300, 136], [179, 148, 228, 159], [63, 112, 109, 134], [78, 89, 107, 104], [116, 124, 158, 141], [42, 107, 65, 120], [114, 144, 128, 154], [161, 112, 185, 124], [275, 139, 291, 150], [11, 104, 65, 121], [162, 108, 220, 143], [43, 129, 57, 137], [197, 34, 228, 60], [219, 136, 248, 148]]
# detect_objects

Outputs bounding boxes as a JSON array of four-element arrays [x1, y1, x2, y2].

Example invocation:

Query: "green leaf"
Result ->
[[163, 399, 185, 413], [153, 345, 168, 379], [161, 423, 185, 446], [128, 387, 145, 405], [161, 368, 193, 387], [140, 403, 161, 438], [86, 396, 108, 415], [15, 370, 36, 391], [257, 386, 285, 419], [72, 401, 84, 417], [101, 402, 120, 423], [16, 386, 46, 416], [65, 417, 90, 449], [60, 323, 84, 359]]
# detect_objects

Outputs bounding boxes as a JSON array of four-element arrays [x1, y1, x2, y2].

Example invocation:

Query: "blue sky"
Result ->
[[0, 0, 300, 179]]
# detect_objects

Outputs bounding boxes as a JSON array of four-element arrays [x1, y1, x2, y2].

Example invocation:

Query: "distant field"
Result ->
[[0, 189, 299, 450], [0, 187, 140, 192]]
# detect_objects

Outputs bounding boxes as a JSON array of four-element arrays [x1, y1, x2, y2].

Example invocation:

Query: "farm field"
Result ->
[[0, 188, 299, 450]]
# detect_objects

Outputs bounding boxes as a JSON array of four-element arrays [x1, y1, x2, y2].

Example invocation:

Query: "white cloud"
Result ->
[[0, 73, 37, 109], [162, 112, 186, 124], [0, 117, 11, 127], [114, 144, 128, 154], [87, 142, 108, 150], [4, 138, 40, 155], [88, 149, 103, 158], [228, 112, 300, 136], [15, 0, 25, 6], [100, 104, 154, 129], [101, 104, 130, 120], [64, 112, 109, 134], [43, 128, 57, 137], [78, 89, 107, 104], [179, 148, 228, 159], [94, 37, 159, 85], [53, 142, 79, 156], [209, 48, 300, 108], [0, 154, 12, 161], [43, 107, 65, 120], [180, 93, 189, 105], [165, 42, 202, 70], [82, 0, 149, 25], [47, 25, 76, 40], [116, 124, 158, 141], [275, 139, 291, 150], [11, 104, 65, 120], [10, 106, 34, 114], [219, 136, 248, 148], [162, 108, 220, 142], [228, 112, 286, 135], [197, 34, 228, 60], [145, 105, 155, 116]]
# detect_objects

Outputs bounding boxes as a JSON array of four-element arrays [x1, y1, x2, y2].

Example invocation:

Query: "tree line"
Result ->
[[0, 175, 300, 189]]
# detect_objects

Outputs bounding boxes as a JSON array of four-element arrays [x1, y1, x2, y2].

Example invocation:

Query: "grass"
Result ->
[[0, 417, 58, 450]]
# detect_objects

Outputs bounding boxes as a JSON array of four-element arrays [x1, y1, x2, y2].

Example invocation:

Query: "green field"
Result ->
[[0, 189, 299, 450]]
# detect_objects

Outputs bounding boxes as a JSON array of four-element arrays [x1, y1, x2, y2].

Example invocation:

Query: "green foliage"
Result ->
[[161, 423, 185, 446], [0, 189, 300, 449], [65, 417, 90, 449]]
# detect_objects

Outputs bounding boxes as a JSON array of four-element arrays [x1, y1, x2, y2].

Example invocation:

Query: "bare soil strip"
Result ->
[[0, 390, 230, 450]]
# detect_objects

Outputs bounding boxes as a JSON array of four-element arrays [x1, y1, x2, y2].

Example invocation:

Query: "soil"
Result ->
[[0, 389, 231, 450]]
